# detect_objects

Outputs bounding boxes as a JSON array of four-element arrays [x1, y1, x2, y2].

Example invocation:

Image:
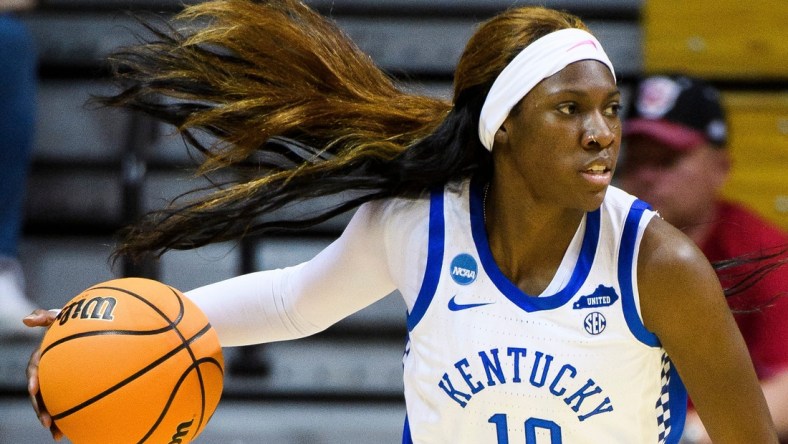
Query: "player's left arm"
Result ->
[[746, 256, 788, 439], [637, 217, 777, 443]]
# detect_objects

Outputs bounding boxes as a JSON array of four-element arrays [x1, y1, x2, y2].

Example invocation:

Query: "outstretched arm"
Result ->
[[186, 201, 398, 346], [638, 217, 777, 443], [24, 200, 400, 438]]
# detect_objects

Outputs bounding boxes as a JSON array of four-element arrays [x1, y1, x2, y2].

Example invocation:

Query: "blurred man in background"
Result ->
[[618, 74, 788, 443]]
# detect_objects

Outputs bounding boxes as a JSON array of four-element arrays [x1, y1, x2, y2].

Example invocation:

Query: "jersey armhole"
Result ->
[[619, 199, 662, 347], [406, 187, 445, 331]]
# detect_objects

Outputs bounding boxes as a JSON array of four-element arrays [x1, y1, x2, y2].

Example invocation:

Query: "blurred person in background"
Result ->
[[618, 74, 788, 443], [0, 0, 38, 337]]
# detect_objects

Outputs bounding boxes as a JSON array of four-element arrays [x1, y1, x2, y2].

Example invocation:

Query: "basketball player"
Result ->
[[25, 1, 777, 442]]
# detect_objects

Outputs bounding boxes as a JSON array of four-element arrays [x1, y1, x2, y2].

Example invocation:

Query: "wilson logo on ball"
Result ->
[[168, 419, 194, 444], [56, 296, 117, 325]]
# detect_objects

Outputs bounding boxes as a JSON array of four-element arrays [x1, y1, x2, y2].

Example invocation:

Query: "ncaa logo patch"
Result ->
[[584, 312, 607, 335], [450, 254, 478, 285]]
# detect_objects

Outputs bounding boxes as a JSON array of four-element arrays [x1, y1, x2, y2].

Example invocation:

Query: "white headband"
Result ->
[[478, 28, 616, 151]]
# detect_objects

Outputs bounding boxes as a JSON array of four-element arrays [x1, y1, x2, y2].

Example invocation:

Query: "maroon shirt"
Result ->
[[701, 200, 788, 379]]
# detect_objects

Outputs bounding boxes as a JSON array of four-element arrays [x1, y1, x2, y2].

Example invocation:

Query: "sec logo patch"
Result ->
[[584, 312, 606, 335]]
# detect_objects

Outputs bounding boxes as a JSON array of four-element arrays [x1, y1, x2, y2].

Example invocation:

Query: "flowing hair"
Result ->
[[713, 245, 788, 311], [98, 0, 589, 260]]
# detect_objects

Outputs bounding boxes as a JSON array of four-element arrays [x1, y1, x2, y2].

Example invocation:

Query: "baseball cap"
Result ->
[[624, 74, 727, 150]]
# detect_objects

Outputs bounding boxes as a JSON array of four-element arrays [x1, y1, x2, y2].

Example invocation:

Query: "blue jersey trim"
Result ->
[[469, 177, 600, 312], [402, 415, 413, 444], [665, 366, 688, 444], [618, 199, 661, 347], [406, 187, 445, 331]]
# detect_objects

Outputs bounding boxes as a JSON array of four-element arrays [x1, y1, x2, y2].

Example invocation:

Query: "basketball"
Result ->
[[37, 277, 224, 444]]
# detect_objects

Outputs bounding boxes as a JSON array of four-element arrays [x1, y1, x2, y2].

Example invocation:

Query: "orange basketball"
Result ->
[[38, 277, 224, 444]]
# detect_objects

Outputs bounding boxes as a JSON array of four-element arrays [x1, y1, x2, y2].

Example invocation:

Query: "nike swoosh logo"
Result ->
[[448, 295, 494, 311]]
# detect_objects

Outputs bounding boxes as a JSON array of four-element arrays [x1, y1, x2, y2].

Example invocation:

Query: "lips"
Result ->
[[580, 159, 613, 187], [581, 159, 612, 175], [583, 164, 609, 174]]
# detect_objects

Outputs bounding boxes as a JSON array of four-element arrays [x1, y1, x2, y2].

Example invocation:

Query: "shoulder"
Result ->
[[357, 189, 445, 296], [602, 185, 652, 216], [364, 179, 468, 225], [603, 185, 638, 207], [639, 216, 709, 276], [637, 216, 724, 331], [362, 191, 432, 228], [598, 186, 658, 233], [354, 191, 433, 254]]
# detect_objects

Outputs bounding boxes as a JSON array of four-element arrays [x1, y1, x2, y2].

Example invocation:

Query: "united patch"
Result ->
[[573, 284, 619, 309]]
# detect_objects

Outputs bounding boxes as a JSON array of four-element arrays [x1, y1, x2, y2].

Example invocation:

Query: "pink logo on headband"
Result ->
[[567, 39, 598, 51]]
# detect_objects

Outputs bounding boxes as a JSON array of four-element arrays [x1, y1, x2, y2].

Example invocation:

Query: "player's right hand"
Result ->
[[23, 309, 64, 441]]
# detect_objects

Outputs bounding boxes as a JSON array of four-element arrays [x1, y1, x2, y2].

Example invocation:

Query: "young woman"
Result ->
[[25, 1, 777, 442]]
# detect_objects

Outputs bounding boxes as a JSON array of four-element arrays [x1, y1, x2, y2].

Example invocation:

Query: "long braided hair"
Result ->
[[100, 0, 589, 260]]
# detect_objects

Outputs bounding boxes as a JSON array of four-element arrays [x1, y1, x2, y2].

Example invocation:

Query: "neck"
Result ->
[[484, 179, 585, 294]]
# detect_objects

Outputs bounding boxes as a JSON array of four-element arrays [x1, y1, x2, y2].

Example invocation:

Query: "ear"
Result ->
[[494, 125, 508, 147]]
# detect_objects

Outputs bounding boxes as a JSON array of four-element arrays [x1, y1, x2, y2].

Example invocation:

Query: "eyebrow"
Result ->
[[546, 88, 621, 99]]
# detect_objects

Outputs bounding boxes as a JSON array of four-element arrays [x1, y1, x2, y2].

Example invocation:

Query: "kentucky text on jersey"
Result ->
[[437, 347, 614, 421]]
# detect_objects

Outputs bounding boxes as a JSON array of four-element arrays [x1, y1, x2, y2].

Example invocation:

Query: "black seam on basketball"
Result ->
[[167, 287, 210, 435], [137, 357, 223, 444], [90, 285, 185, 327], [40, 327, 174, 358], [50, 323, 213, 421], [43, 284, 190, 371]]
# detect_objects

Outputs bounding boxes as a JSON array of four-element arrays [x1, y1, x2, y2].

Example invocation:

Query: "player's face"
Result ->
[[495, 60, 621, 212]]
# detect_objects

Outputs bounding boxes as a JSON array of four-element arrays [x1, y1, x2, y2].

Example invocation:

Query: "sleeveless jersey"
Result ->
[[398, 179, 687, 444]]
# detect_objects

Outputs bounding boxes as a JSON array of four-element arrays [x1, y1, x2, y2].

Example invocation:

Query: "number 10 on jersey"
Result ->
[[489, 413, 562, 444]]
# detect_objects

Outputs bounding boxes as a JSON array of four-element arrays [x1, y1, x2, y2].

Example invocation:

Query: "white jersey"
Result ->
[[395, 179, 686, 444]]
